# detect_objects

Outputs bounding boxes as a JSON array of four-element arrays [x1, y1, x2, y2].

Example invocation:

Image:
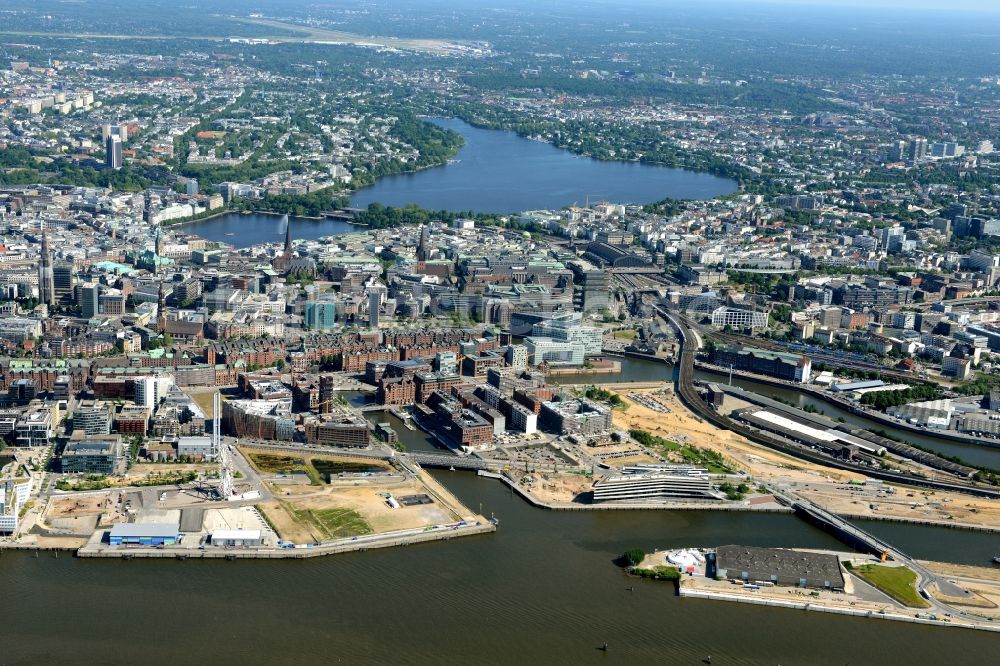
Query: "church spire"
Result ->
[[157, 282, 166, 334], [416, 224, 429, 261], [283, 214, 292, 253], [38, 227, 55, 306]]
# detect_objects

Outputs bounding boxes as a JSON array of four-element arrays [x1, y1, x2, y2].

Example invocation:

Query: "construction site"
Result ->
[[10, 392, 493, 558], [611, 387, 1000, 533]]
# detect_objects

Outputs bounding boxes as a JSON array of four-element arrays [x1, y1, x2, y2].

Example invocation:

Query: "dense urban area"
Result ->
[[3, 0, 1000, 658]]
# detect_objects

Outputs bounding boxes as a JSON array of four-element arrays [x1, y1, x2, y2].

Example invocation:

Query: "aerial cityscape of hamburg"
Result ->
[[2, 0, 1000, 663]]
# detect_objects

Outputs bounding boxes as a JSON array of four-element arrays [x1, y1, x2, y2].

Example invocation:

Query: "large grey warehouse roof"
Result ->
[[109, 522, 180, 537], [715, 545, 845, 589]]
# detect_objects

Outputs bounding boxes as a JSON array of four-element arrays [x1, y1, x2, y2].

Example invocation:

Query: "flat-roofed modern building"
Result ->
[[14, 410, 53, 447], [540, 399, 612, 436], [73, 400, 113, 435], [523, 336, 585, 366], [210, 529, 262, 547], [0, 470, 33, 534], [304, 413, 371, 447], [108, 522, 180, 546], [710, 307, 768, 332], [531, 313, 603, 355], [592, 466, 717, 503], [710, 545, 845, 590], [177, 435, 216, 460], [61, 436, 124, 475]]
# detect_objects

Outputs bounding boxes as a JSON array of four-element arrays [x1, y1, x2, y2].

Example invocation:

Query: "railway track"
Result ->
[[658, 308, 1000, 499]]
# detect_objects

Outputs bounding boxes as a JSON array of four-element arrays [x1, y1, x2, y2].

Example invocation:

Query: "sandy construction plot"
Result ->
[[48, 494, 111, 517], [613, 389, 1000, 529], [521, 472, 593, 504], [258, 478, 462, 544], [615, 389, 860, 484], [799, 485, 1000, 530]]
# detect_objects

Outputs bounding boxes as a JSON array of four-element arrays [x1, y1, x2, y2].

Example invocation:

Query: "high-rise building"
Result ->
[[887, 140, 908, 162], [106, 135, 122, 170], [304, 301, 336, 331], [37, 232, 55, 306], [81, 282, 100, 319], [578, 270, 610, 312], [908, 137, 927, 162], [53, 262, 74, 299], [135, 375, 175, 410], [318, 375, 335, 414], [368, 288, 381, 329]]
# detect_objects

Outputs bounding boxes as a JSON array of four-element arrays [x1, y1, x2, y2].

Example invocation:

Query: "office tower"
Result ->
[[106, 135, 122, 170], [304, 301, 336, 331], [135, 375, 174, 410], [578, 270, 611, 312], [38, 232, 55, 306], [887, 140, 907, 162], [81, 282, 100, 318], [115, 124, 128, 143], [908, 137, 927, 162], [368, 288, 381, 329], [319, 375, 335, 414], [53, 261, 74, 299]]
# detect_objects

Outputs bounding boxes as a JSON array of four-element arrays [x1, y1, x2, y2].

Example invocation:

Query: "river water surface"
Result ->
[[1, 468, 997, 665]]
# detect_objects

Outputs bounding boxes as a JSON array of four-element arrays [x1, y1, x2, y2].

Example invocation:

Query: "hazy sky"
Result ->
[[748, 0, 999, 10]]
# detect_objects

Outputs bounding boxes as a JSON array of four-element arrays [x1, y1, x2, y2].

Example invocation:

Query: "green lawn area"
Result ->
[[852, 564, 930, 608], [613, 329, 638, 340], [249, 453, 322, 485], [287, 505, 373, 540], [249, 453, 304, 472], [630, 565, 681, 581], [629, 428, 735, 474]]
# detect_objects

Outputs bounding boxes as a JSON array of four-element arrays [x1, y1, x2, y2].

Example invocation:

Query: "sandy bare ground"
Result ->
[[519, 472, 594, 504], [14, 535, 89, 549], [48, 495, 109, 517], [612, 389, 1000, 529], [258, 468, 475, 544], [614, 390, 859, 483], [683, 574, 916, 617], [922, 561, 1000, 583], [799, 486, 1000, 531]]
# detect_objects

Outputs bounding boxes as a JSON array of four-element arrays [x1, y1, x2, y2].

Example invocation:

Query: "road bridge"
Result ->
[[406, 452, 495, 471]]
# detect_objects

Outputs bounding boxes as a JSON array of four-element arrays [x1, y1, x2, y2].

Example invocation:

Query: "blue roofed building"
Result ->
[[108, 522, 181, 546]]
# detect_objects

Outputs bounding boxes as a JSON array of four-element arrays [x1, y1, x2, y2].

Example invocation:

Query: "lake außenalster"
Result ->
[[350, 117, 737, 212], [186, 117, 736, 247]]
